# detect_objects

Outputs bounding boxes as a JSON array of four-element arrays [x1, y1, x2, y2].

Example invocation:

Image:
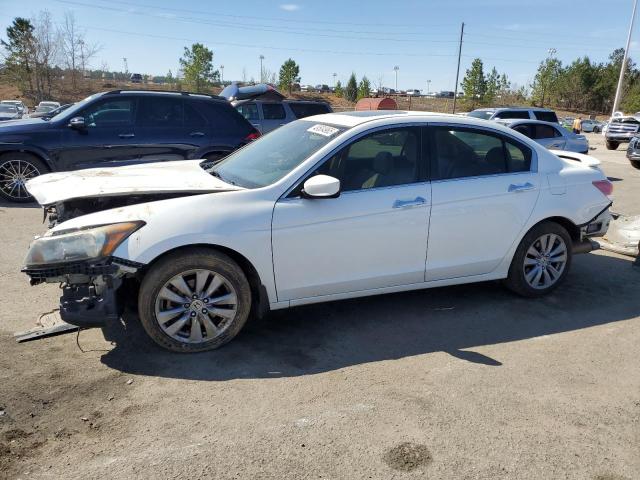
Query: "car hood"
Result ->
[[26, 159, 243, 206], [0, 117, 50, 131]]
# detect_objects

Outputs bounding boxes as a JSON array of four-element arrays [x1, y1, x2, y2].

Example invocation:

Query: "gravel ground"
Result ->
[[0, 133, 639, 479]]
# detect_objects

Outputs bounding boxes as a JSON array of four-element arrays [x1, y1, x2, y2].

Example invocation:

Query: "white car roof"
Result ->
[[303, 110, 500, 128]]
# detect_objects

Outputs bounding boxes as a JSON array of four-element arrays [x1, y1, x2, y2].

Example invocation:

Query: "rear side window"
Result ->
[[534, 111, 559, 123], [262, 103, 286, 120], [534, 124, 561, 139], [512, 124, 533, 138], [289, 102, 331, 119], [431, 127, 531, 180], [197, 101, 254, 135], [136, 97, 183, 127], [494, 110, 530, 119]]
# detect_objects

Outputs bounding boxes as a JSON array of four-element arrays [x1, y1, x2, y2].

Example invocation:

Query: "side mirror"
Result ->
[[68, 116, 86, 129], [302, 175, 340, 199]]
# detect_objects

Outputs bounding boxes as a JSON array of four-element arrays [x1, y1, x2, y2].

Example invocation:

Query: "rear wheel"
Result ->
[[605, 140, 619, 150], [504, 222, 572, 297], [0, 153, 47, 203], [138, 249, 252, 352]]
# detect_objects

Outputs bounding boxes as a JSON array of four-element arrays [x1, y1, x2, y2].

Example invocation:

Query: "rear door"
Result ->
[[260, 103, 287, 133], [134, 96, 209, 162], [425, 125, 539, 281], [235, 102, 262, 132], [532, 124, 566, 150], [58, 96, 140, 170]]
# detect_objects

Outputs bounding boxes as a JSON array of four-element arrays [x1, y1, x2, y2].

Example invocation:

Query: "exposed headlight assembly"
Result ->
[[24, 221, 144, 267]]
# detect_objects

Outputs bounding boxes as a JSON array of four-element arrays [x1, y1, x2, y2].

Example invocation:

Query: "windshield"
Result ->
[[467, 110, 494, 120], [48, 93, 101, 121], [36, 106, 53, 112], [211, 120, 347, 188], [0, 105, 17, 113]]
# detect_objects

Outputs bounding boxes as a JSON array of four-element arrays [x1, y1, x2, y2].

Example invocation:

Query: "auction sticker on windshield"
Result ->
[[307, 124, 340, 137]]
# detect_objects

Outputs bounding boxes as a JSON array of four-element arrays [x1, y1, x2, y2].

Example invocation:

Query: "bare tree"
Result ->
[[59, 12, 100, 88], [32, 11, 60, 100]]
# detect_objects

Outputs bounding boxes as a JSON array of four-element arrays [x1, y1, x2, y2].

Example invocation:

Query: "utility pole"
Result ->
[[332, 72, 337, 88], [612, 0, 638, 117], [452, 22, 464, 114], [220, 65, 224, 85], [427, 79, 431, 95], [259, 55, 264, 83], [393, 65, 399, 91], [122, 57, 128, 75]]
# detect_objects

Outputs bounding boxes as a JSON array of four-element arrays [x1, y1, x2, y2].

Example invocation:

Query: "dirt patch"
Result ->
[[383, 442, 432, 472], [2, 428, 29, 442]]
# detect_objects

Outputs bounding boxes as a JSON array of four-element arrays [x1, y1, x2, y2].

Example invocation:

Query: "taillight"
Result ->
[[245, 131, 261, 141], [592, 179, 613, 196]]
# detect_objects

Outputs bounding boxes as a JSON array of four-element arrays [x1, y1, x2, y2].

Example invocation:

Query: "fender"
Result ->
[[0, 143, 54, 171]]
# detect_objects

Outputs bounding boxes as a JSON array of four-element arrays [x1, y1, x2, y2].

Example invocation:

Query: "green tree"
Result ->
[[334, 80, 343, 97], [461, 58, 486, 108], [345, 73, 358, 102], [179, 43, 219, 92], [278, 58, 300, 94], [1, 17, 36, 95], [530, 56, 562, 107], [484, 67, 499, 105], [357, 75, 371, 99]]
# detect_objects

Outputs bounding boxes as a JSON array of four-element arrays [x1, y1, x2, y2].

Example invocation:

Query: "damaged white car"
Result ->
[[23, 112, 613, 352]]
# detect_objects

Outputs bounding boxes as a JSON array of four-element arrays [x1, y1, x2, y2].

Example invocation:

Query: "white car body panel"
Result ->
[[26, 160, 241, 205], [30, 112, 612, 311]]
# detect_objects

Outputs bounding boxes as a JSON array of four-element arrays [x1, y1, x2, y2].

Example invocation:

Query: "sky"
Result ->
[[0, 0, 638, 92]]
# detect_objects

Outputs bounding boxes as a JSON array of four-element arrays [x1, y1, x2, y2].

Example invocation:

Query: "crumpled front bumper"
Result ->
[[22, 257, 143, 327]]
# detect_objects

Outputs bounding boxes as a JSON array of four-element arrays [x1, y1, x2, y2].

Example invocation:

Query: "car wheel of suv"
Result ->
[[138, 248, 252, 352], [0, 153, 47, 203], [631, 160, 640, 170], [606, 140, 619, 150], [504, 222, 572, 298]]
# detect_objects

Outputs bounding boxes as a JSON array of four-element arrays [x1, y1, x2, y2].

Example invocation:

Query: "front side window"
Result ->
[[212, 120, 347, 188], [431, 127, 531, 180], [236, 103, 259, 121], [314, 127, 421, 192], [81, 99, 135, 127], [262, 103, 286, 120], [534, 124, 561, 139]]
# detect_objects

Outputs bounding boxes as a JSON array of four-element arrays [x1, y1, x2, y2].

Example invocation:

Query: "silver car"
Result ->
[[498, 119, 589, 154]]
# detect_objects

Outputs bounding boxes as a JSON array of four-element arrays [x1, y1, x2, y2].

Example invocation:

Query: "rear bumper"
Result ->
[[579, 207, 612, 239]]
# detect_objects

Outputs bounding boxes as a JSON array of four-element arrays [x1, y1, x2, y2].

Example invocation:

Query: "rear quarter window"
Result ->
[[494, 110, 530, 119], [288, 102, 331, 119]]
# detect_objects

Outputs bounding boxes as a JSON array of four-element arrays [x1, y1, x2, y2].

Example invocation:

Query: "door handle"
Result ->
[[508, 182, 535, 193], [190, 131, 205, 137], [118, 133, 135, 138], [393, 196, 426, 209]]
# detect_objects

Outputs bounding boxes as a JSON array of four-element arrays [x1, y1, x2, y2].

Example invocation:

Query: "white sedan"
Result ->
[[23, 112, 613, 352]]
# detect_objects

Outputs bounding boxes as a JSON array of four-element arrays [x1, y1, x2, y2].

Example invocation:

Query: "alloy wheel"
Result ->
[[523, 233, 568, 290], [0, 159, 40, 200], [154, 269, 238, 344]]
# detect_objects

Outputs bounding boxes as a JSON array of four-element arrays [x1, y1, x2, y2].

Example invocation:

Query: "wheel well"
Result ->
[[0, 150, 51, 172], [536, 216, 580, 243], [138, 244, 268, 317]]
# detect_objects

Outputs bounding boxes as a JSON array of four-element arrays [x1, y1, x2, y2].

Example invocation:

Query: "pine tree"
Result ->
[[461, 58, 486, 108], [357, 76, 371, 100], [278, 58, 300, 94], [334, 80, 343, 97], [345, 73, 358, 102]]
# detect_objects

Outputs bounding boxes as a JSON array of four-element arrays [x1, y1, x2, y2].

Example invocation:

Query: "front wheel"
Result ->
[[0, 153, 47, 202], [504, 222, 572, 297], [631, 160, 640, 170], [138, 249, 252, 352], [606, 140, 619, 150]]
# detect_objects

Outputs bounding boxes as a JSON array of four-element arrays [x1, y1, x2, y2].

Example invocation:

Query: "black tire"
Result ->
[[631, 160, 640, 170], [0, 152, 47, 203], [503, 221, 573, 298], [605, 140, 619, 150], [593, 127, 601, 133], [138, 248, 252, 352]]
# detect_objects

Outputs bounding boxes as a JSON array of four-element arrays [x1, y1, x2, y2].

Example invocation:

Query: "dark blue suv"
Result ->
[[0, 90, 260, 202]]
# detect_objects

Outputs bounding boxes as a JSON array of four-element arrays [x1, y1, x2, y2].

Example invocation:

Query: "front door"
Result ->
[[425, 125, 540, 281], [272, 126, 431, 301], [58, 97, 140, 170]]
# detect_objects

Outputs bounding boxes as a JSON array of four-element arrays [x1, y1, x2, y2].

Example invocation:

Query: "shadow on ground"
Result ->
[[100, 253, 640, 380]]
